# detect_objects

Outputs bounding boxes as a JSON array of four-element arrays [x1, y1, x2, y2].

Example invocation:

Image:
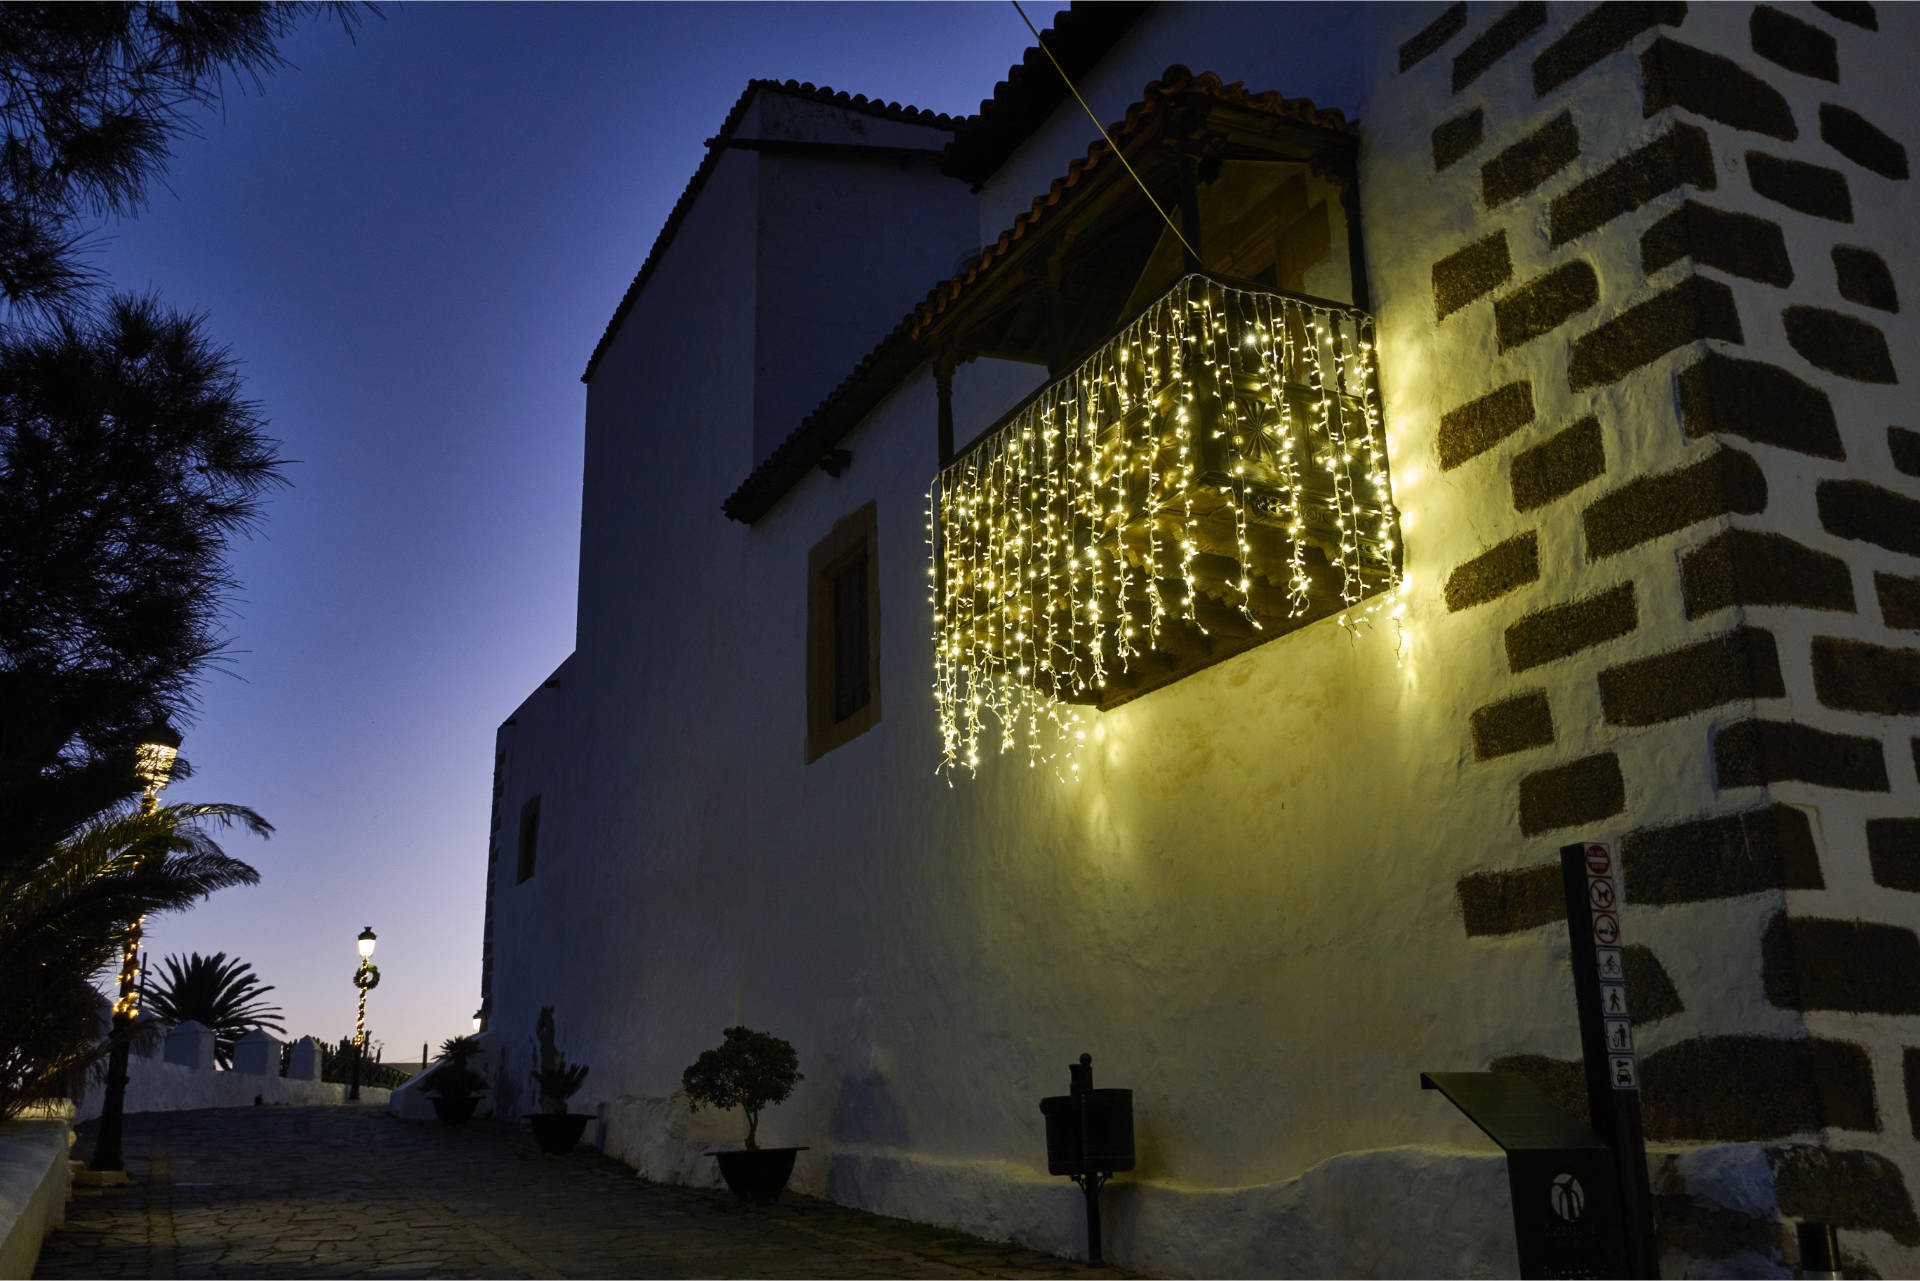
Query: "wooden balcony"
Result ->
[[929, 273, 1400, 774]]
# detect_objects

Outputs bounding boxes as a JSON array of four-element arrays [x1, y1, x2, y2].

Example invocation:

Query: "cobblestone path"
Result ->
[[36, 1108, 1123, 1279]]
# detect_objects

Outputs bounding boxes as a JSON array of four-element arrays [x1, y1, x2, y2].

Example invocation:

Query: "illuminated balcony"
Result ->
[[929, 272, 1401, 776]]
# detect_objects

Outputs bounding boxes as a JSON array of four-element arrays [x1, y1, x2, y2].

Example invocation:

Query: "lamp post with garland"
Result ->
[[88, 726, 181, 1178], [349, 926, 378, 1101]]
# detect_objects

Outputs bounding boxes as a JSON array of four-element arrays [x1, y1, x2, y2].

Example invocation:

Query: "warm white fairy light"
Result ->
[[929, 273, 1401, 778]]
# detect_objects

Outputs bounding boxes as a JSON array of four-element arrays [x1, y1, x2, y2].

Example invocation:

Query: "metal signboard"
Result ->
[[1560, 842, 1658, 1277]]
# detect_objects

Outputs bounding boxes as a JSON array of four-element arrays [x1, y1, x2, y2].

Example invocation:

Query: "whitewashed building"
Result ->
[[481, 3, 1920, 1274]]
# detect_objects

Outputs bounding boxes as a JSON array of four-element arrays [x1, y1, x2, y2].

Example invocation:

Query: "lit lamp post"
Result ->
[[89, 726, 181, 1177], [349, 926, 378, 1101]]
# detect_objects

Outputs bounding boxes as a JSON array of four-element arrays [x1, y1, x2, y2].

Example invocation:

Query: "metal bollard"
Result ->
[[1797, 1222, 1841, 1280]]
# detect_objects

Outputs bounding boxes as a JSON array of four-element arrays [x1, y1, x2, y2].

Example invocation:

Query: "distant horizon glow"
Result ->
[[85, 2, 1046, 1061]]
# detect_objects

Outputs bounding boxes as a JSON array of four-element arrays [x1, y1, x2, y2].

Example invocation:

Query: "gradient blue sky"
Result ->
[[98, 2, 1042, 1063]]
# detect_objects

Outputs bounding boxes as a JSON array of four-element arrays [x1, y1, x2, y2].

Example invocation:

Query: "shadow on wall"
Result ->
[[492, 1042, 523, 1120], [829, 1068, 912, 1147]]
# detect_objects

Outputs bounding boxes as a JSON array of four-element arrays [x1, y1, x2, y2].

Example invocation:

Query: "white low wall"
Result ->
[[73, 1058, 390, 1122], [593, 1090, 1519, 1278], [0, 1117, 74, 1280], [386, 1033, 494, 1122]]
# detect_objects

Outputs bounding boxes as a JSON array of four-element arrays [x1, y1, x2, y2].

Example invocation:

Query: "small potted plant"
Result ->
[[420, 1035, 487, 1125], [528, 1005, 593, 1154], [682, 1025, 805, 1204], [529, 1059, 592, 1153]]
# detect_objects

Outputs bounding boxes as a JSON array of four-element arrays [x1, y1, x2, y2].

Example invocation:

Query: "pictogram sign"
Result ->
[[1581, 843, 1635, 1091]]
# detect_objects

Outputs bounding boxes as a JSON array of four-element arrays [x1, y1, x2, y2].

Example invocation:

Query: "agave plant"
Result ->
[[145, 950, 285, 1068], [0, 801, 270, 1117]]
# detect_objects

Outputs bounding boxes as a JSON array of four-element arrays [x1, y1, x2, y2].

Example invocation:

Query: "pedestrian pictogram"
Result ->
[[1596, 947, 1623, 981], [1584, 845, 1610, 876], [1592, 912, 1619, 946], [1550, 1173, 1586, 1223], [1602, 983, 1628, 1015], [1588, 877, 1616, 911]]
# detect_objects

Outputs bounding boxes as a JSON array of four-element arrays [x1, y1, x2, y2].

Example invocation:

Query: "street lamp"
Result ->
[[89, 725, 181, 1177], [349, 926, 378, 1102]]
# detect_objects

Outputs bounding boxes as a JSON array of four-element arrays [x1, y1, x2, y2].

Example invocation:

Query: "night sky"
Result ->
[[99, 2, 1040, 1064]]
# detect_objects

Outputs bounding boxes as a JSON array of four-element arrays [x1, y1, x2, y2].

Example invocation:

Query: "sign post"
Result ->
[[1559, 842, 1659, 1278]]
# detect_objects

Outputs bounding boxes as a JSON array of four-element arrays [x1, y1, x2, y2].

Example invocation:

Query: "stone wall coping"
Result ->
[[0, 1117, 76, 1279]]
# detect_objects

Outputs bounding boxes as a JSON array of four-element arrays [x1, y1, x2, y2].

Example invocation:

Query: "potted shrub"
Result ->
[[528, 1005, 593, 1153], [529, 1059, 591, 1153], [683, 1026, 805, 1204], [420, 1035, 486, 1124]]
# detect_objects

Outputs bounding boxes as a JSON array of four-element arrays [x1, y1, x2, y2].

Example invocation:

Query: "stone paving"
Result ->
[[36, 1107, 1126, 1279]]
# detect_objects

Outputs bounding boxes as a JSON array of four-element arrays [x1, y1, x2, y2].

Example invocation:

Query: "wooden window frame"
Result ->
[[805, 501, 882, 763]]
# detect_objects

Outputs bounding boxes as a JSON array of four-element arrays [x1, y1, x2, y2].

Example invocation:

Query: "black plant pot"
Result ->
[[709, 1146, 807, 1204], [529, 1112, 592, 1154], [431, 1095, 479, 1125]]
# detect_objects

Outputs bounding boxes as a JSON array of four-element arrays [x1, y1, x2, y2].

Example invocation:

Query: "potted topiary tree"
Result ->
[[420, 1035, 487, 1125], [528, 1005, 593, 1154], [683, 1026, 806, 1204]]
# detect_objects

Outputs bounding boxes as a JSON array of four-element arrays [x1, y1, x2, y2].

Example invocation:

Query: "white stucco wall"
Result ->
[[71, 1058, 389, 1121], [489, 5, 1920, 1276], [0, 1118, 73, 1281], [748, 93, 977, 465]]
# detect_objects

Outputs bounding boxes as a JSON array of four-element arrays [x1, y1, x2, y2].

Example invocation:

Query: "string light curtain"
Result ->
[[928, 273, 1401, 778]]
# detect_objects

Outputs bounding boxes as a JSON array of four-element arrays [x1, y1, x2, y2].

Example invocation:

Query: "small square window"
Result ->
[[806, 501, 881, 762], [516, 795, 541, 883]]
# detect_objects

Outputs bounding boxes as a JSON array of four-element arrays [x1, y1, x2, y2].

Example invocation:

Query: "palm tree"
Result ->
[[0, 800, 270, 1117], [145, 951, 284, 1068]]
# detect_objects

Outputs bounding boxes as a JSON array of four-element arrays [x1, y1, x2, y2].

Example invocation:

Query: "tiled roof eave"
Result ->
[[722, 70, 1355, 525]]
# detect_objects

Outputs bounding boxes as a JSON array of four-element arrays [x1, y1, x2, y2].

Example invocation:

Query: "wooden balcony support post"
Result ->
[[935, 351, 956, 467]]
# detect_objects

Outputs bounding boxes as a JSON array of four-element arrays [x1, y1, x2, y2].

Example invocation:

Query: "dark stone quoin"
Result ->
[[1681, 528, 1855, 616], [1495, 261, 1599, 352], [1533, 1, 1689, 98], [1471, 690, 1554, 759], [1567, 275, 1743, 392], [1433, 107, 1484, 171], [1641, 202, 1793, 286], [1550, 122, 1716, 246], [1819, 479, 1920, 555], [1623, 803, 1823, 903], [1641, 37, 1797, 140], [1599, 627, 1784, 726], [1820, 103, 1909, 180], [1834, 246, 1900, 312], [1584, 448, 1767, 560], [1446, 532, 1539, 611], [1482, 112, 1579, 207], [1434, 231, 1512, 320], [1401, 1, 1468, 72], [1783, 306, 1897, 383], [1749, 5, 1839, 81], [1747, 151, 1853, 221], [1518, 752, 1626, 835], [1511, 416, 1604, 511], [1439, 381, 1533, 469], [1506, 584, 1638, 672], [1453, 1, 1548, 93], [1715, 719, 1888, 792], [1679, 353, 1841, 459]]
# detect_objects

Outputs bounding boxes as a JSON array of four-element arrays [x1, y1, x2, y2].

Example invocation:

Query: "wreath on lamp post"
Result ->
[[353, 963, 381, 991]]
